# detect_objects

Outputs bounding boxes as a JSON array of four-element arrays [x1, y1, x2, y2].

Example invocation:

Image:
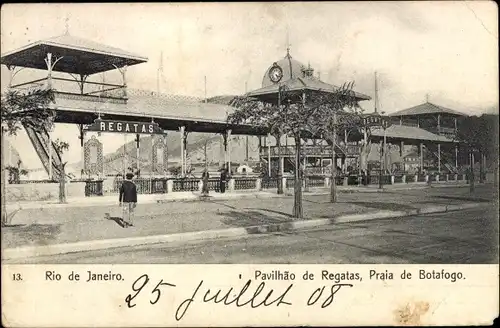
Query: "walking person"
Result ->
[[119, 172, 137, 227], [219, 164, 228, 193]]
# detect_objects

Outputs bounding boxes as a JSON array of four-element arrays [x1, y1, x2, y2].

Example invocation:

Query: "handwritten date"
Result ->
[[125, 274, 353, 321]]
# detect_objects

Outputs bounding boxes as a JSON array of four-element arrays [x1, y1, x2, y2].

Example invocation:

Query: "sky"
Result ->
[[1, 2, 498, 169]]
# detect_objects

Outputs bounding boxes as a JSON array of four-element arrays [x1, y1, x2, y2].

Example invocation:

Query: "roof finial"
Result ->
[[425, 93, 429, 103], [64, 15, 70, 35], [285, 27, 291, 58]]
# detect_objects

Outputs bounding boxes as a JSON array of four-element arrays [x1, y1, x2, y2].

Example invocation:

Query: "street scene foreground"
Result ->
[[14, 206, 497, 264], [2, 184, 498, 264]]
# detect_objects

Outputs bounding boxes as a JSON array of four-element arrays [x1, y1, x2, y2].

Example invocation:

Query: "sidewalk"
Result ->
[[5, 180, 473, 212], [3, 185, 495, 253]]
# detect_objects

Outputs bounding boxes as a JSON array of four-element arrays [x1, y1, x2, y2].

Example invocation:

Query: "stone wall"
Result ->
[[6, 182, 86, 202]]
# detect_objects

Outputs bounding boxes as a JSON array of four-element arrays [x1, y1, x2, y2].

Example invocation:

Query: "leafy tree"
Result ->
[[6, 159, 29, 184], [228, 83, 360, 218], [455, 113, 499, 185], [311, 83, 364, 202], [1, 89, 56, 134], [1, 88, 56, 226]]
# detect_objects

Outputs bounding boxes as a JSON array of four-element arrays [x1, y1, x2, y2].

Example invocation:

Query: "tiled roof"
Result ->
[[247, 77, 371, 101], [53, 93, 234, 123], [205, 95, 240, 105], [388, 102, 467, 117], [370, 125, 456, 143], [1, 34, 147, 75]]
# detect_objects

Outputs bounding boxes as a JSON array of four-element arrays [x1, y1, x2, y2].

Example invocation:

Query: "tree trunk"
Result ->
[[330, 142, 337, 203], [293, 136, 303, 219], [59, 163, 66, 203], [276, 134, 283, 194], [479, 152, 484, 183], [330, 122, 337, 203], [470, 152, 475, 193], [1, 127, 7, 226]]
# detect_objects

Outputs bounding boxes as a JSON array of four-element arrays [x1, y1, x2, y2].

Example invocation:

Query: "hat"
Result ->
[[125, 173, 134, 180]]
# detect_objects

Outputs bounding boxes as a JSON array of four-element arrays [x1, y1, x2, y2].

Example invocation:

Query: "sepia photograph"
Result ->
[[1, 2, 498, 267]]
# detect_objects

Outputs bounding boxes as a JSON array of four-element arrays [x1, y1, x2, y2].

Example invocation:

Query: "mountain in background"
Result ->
[[3, 139, 23, 168], [66, 133, 261, 175]]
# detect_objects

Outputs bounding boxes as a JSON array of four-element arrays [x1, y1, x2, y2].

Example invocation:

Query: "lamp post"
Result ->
[[362, 113, 391, 190]]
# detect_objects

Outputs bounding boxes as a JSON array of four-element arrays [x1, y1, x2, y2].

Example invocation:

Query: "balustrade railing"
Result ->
[[417, 174, 427, 182], [173, 178, 199, 192], [81, 171, 472, 197], [234, 178, 257, 190], [151, 179, 168, 194], [261, 178, 279, 189], [85, 180, 103, 197], [393, 175, 404, 183], [259, 144, 359, 157], [19, 180, 57, 184], [305, 176, 325, 188]]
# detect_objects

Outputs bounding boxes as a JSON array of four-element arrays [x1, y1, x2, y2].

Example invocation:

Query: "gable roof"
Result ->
[[388, 102, 467, 117]]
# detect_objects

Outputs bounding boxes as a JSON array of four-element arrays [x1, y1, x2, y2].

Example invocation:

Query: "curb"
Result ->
[[2, 202, 485, 260]]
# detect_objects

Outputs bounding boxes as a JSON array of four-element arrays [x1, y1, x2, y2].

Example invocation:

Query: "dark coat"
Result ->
[[119, 180, 137, 203], [220, 169, 228, 181]]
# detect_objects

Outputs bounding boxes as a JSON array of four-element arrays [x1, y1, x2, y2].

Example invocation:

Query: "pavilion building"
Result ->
[[1, 33, 262, 184], [384, 101, 467, 174], [245, 50, 372, 176]]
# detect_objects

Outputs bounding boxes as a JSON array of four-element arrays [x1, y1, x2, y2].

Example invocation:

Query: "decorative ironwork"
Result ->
[[305, 176, 325, 188], [84, 135, 103, 176], [84, 180, 103, 196], [394, 175, 404, 183], [152, 135, 168, 175], [262, 178, 279, 189], [54, 91, 127, 104], [173, 178, 199, 192], [234, 178, 257, 190], [259, 144, 359, 158]]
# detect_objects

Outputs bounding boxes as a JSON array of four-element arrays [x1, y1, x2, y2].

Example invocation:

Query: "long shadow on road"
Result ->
[[2, 223, 62, 248], [433, 195, 493, 203], [218, 209, 291, 228], [346, 201, 417, 211]]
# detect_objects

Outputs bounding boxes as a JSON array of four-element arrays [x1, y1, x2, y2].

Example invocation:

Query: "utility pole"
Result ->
[[1, 127, 7, 226], [204, 76, 207, 103], [245, 81, 249, 162], [374, 71, 378, 113]]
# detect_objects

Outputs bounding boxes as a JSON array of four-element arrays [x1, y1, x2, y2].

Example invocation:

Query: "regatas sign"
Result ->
[[83, 119, 165, 135]]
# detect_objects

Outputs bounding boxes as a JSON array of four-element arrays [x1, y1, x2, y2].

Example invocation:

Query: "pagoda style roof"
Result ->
[[1, 34, 148, 75], [370, 125, 456, 143], [388, 102, 467, 117], [247, 77, 371, 102]]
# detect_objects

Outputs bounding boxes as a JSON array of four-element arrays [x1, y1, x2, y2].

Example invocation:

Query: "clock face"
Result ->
[[269, 65, 283, 83]]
